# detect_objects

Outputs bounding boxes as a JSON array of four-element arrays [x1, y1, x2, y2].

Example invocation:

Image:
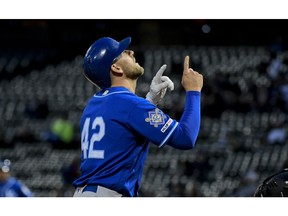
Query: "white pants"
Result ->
[[73, 185, 123, 197]]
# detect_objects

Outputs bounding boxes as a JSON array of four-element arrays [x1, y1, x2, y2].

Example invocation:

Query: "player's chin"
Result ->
[[136, 69, 144, 78], [140, 66, 144, 74], [135, 64, 144, 76]]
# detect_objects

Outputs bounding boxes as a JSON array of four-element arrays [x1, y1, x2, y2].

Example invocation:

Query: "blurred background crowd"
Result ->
[[1, 19, 288, 197]]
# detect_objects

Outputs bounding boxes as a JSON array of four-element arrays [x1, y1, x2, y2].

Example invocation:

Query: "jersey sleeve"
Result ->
[[166, 91, 201, 149], [128, 100, 178, 148]]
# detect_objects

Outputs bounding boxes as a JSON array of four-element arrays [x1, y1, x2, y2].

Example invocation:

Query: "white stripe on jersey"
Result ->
[[93, 91, 131, 98], [159, 121, 178, 148]]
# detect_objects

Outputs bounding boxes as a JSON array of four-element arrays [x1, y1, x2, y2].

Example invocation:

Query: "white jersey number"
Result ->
[[81, 117, 105, 159]]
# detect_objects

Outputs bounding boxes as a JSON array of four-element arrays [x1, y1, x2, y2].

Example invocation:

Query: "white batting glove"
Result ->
[[146, 65, 174, 105]]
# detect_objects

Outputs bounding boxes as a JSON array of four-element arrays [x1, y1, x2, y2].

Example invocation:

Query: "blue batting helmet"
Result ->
[[83, 37, 131, 89]]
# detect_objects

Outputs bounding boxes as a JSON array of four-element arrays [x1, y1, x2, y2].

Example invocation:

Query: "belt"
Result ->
[[83, 185, 98, 192], [77, 185, 123, 197]]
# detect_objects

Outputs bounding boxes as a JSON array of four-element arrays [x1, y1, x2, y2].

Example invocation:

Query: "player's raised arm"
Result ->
[[165, 56, 203, 150], [182, 56, 203, 92]]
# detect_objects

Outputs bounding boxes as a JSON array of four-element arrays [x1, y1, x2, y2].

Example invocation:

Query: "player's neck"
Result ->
[[111, 79, 137, 93]]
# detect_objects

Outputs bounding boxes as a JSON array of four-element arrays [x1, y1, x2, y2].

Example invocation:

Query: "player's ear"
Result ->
[[111, 64, 123, 77]]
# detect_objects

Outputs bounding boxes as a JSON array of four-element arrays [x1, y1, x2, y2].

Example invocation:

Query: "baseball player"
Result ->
[[0, 159, 33, 197], [73, 36, 203, 197], [254, 168, 288, 197]]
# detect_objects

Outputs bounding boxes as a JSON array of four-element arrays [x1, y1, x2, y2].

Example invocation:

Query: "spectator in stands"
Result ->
[[266, 51, 282, 81], [250, 84, 270, 113], [266, 119, 287, 146], [0, 159, 33, 197], [42, 112, 76, 149], [278, 74, 288, 112]]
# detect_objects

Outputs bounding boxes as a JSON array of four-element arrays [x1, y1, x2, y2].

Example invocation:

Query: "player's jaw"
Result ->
[[115, 50, 144, 80], [123, 61, 144, 80]]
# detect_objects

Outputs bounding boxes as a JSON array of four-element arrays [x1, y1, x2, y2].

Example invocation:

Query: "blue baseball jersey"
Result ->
[[0, 177, 33, 197], [73, 86, 178, 197]]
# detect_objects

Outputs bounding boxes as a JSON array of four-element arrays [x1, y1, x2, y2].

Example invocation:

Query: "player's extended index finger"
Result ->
[[184, 56, 189, 72], [155, 64, 167, 78]]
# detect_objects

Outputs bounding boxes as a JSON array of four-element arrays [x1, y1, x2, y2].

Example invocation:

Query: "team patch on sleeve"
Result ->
[[145, 108, 167, 127], [160, 118, 173, 133]]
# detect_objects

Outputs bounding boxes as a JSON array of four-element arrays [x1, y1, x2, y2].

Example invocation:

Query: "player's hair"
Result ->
[[254, 169, 288, 197]]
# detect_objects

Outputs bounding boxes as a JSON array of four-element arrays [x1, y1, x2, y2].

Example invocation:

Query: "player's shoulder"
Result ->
[[117, 92, 150, 109]]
